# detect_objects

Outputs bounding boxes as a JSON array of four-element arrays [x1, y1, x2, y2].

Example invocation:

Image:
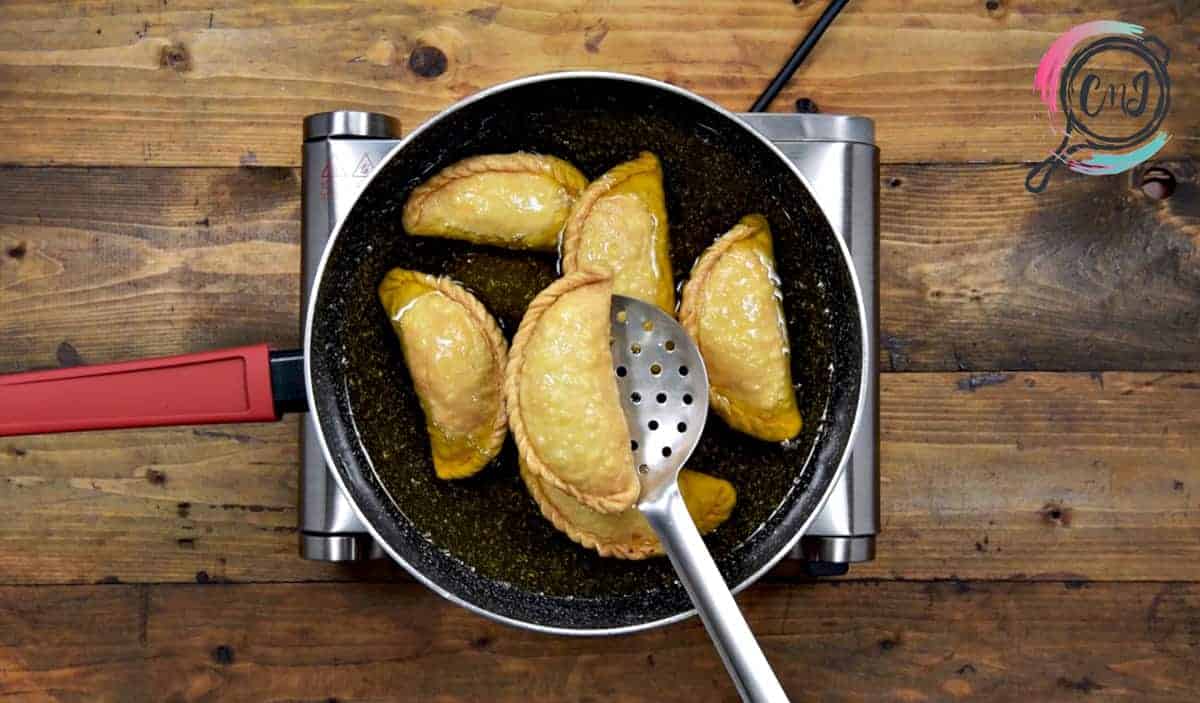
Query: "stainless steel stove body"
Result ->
[[740, 114, 880, 574], [298, 109, 879, 574], [298, 112, 399, 561]]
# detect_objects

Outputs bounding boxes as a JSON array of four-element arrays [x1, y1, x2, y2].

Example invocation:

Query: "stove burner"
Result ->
[[297, 109, 879, 573]]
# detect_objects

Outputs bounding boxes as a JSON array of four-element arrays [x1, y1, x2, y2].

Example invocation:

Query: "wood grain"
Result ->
[[1, 371, 1196, 585], [868, 371, 1200, 583], [0, 1, 1195, 167], [2, 581, 1198, 702], [1, 2, 1197, 700], [0, 166, 301, 369], [881, 159, 1200, 372], [2, 162, 1196, 373]]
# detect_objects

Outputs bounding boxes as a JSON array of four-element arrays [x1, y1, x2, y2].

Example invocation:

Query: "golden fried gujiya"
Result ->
[[522, 462, 735, 559], [379, 269, 508, 479], [561, 152, 674, 312], [679, 215, 802, 442], [505, 270, 639, 513], [402, 153, 588, 251]]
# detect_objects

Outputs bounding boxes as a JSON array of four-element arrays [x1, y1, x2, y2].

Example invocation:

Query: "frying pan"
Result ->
[[0, 73, 867, 635]]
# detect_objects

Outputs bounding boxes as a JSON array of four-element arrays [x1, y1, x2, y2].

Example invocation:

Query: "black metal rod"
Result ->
[[749, 0, 850, 112]]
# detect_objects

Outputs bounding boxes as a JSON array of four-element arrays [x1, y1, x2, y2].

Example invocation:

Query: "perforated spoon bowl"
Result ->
[[610, 295, 789, 703]]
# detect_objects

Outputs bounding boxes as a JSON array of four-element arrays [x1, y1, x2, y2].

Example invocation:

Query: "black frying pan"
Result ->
[[306, 73, 867, 633], [0, 72, 864, 635]]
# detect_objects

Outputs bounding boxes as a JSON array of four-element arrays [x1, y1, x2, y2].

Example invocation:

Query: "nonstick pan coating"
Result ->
[[306, 74, 864, 633]]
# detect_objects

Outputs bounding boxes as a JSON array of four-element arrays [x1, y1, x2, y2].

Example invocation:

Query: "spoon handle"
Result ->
[[642, 485, 790, 703]]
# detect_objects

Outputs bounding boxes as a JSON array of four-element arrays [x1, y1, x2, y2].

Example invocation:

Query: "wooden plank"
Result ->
[[2, 163, 1197, 373], [0, 585, 151, 702], [0, 166, 302, 369], [0, 418, 395, 586], [865, 371, 1200, 583], [880, 159, 1200, 372], [1, 371, 1196, 585], [2, 581, 1198, 701], [0, 1, 1195, 167]]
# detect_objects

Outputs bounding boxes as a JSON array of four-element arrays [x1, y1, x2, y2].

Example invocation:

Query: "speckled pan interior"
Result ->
[[308, 76, 863, 632]]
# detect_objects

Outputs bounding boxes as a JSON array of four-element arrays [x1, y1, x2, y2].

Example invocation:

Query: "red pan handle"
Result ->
[[0, 344, 282, 437]]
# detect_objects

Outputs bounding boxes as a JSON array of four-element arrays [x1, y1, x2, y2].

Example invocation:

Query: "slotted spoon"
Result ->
[[610, 295, 789, 703]]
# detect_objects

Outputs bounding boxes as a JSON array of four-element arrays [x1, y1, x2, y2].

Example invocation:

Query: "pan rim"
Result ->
[[303, 70, 870, 636]]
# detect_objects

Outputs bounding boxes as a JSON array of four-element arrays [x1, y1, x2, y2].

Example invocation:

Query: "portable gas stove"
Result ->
[[298, 108, 879, 575]]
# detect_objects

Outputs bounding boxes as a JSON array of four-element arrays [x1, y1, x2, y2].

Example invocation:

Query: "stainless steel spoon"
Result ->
[[610, 295, 789, 703]]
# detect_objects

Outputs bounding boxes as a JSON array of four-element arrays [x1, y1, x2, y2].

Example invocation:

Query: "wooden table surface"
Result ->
[[1, 1, 1198, 701]]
